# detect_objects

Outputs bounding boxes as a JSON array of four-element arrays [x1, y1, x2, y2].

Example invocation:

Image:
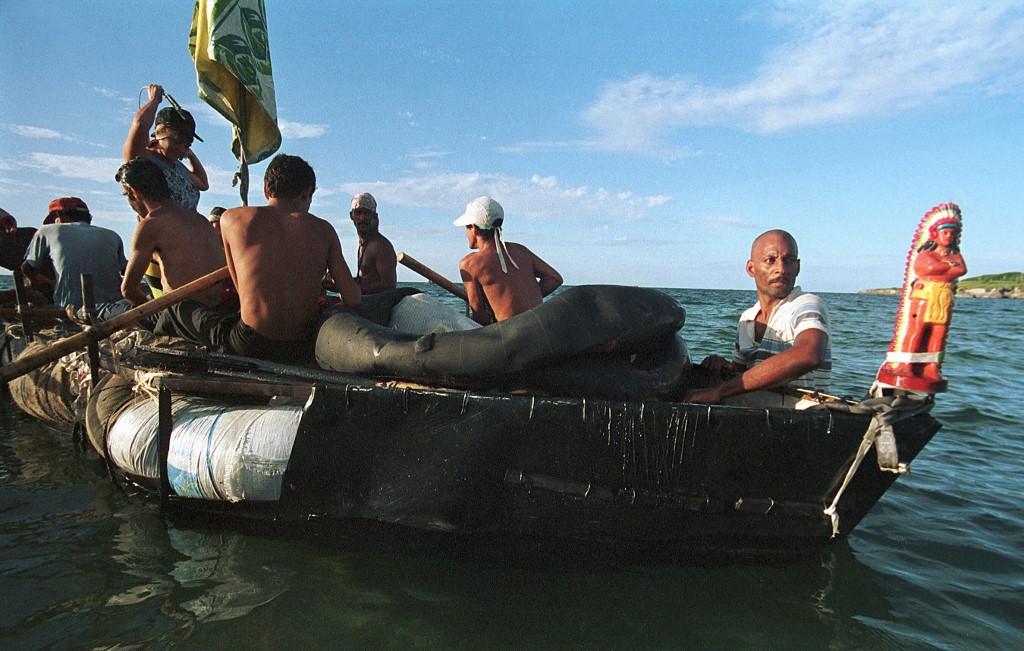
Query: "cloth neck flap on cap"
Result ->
[[493, 227, 519, 273]]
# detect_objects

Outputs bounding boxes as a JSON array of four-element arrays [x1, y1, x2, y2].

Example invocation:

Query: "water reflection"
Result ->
[[187, 541, 898, 649], [103, 506, 295, 626]]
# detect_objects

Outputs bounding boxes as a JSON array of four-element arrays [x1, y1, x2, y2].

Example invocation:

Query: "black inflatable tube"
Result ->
[[513, 332, 691, 400], [315, 285, 686, 392]]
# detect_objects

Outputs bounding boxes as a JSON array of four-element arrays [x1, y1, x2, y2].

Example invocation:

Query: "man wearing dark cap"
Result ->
[[21, 197, 127, 310], [123, 84, 208, 211], [208, 206, 226, 235], [348, 192, 397, 294]]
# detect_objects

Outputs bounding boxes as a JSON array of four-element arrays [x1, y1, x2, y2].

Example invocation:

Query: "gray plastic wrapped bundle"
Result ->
[[106, 396, 304, 501], [389, 293, 480, 334]]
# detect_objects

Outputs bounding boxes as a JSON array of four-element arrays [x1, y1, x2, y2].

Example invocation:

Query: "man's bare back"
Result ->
[[459, 240, 562, 323], [122, 204, 225, 307], [221, 204, 359, 341]]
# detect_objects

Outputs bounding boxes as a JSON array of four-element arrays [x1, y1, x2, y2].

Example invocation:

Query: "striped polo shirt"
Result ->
[[732, 286, 832, 392]]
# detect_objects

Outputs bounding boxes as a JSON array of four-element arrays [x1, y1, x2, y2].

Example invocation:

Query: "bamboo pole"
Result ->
[[396, 252, 468, 301]]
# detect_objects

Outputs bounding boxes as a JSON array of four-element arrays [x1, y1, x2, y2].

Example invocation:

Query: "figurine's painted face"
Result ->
[[935, 226, 958, 248], [748, 232, 800, 300]]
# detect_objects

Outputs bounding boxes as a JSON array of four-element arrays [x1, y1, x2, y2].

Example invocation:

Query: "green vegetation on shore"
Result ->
[[859, 272, 1024, 297], [957, 272, 1024, 291]]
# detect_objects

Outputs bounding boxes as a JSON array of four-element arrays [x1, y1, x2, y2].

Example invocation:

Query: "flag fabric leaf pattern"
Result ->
[[189, 0, 281, 166]]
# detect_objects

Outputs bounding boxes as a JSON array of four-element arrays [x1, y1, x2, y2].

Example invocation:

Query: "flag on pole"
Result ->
[[189, 0, 281, 205]]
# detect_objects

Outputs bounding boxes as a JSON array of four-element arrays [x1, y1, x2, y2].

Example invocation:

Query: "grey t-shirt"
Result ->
[[24, 222, 127, 309]]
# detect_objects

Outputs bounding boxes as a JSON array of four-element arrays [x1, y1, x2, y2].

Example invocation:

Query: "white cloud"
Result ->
[[202, 165, 249, 198], [411, 149, 451, 170], [6, 124, 65, 140], [336, 171, 673, 221], [84, 84, 135, 104], [4, 124, 107, 148], [190, 108, 329, 140], [584, 2, 1024, 155], [278, 119, 329, 139], [497, 138, 703, 160], [25, 153, 123, 184]]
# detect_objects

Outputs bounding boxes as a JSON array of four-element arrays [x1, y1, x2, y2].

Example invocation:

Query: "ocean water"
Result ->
[[1, 284, 1022, 650]]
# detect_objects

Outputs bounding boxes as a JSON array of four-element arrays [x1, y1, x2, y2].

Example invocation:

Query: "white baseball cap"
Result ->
[[453, 196, 503, 229], [350, 193, 377, 212]]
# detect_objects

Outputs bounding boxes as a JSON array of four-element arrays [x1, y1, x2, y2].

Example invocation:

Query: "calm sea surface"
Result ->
[[1, 283, 1021, 649]]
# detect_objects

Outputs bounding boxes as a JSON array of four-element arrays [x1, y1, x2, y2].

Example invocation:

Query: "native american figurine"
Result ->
[[876, 203, 966, 393]]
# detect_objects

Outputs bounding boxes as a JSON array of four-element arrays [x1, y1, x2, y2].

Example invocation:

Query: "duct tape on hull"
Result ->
[[106, 395, 303, 501]]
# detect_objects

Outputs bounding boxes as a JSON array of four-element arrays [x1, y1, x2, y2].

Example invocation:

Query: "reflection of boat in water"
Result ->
[[4, 285, 940, 558]]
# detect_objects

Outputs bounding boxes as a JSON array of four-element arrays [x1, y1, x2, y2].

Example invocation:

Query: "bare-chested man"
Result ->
[[349, 193, 397, 294], [155, 155, 360, 363], [116, 158, 226, 308], [86, 158, 225, 326], [454, 196, 562, 325]]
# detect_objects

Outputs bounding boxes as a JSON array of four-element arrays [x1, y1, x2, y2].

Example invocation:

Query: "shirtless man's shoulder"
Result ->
[[461, 242, 537, 276], [123, 204, 225, 305], [458, 249, 492, 279], [363, 232, 396, 256]]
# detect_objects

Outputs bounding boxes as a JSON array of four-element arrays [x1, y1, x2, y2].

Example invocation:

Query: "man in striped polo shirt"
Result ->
[[684, 229, 831, 404]]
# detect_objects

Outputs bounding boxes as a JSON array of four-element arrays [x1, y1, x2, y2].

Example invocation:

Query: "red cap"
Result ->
[[45, 197, 89, 224], [48, 197, 89, 213]]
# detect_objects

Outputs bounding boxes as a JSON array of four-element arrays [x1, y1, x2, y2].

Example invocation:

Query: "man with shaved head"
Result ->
[[684, 229, 831, 404]]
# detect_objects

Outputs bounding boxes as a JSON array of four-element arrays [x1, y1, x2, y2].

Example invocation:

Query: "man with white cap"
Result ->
[[348, 193, 397, 294], [454, 196, 562, 325]]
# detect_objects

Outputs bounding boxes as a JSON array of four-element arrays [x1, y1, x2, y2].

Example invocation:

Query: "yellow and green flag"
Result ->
[[189, 0, 281, 204]]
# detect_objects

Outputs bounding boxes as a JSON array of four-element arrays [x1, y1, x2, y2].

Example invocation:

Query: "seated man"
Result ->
[[21, 197, 126, 310], [94, 158, 227, 324], [454, 196, 562, 325], [349, 193, 397, 294], [683, 229, 831, 404], [156, 154, 360, 364]]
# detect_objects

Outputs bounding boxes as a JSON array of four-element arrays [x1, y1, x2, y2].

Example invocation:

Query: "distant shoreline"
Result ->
[[858, 286, 1023, 299], [859, 271, 1023, 299]]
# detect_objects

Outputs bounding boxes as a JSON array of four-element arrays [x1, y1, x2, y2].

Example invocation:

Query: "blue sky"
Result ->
[[2, 1, 1022, 292]]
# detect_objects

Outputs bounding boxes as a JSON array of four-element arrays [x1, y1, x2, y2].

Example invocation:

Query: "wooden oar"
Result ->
[[396, 252, 468, 301], [0, 266, 230, 383]]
